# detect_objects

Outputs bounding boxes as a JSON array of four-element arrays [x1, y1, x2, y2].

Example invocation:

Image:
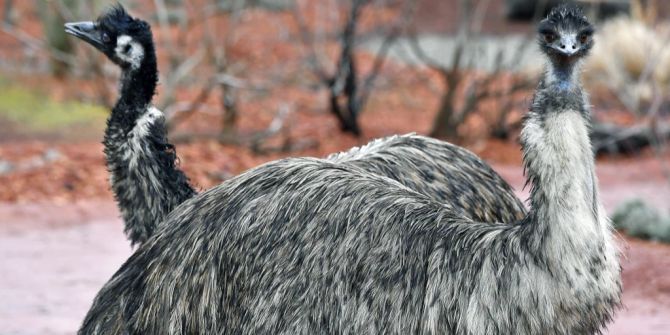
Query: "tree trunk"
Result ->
[[329, 92, 361, 136], [220, 83, 238, 137], [490, 100, 515, 140], [430, 87, 460, 140], [430, 71, 460, 140], [3, 0, 14, 26]]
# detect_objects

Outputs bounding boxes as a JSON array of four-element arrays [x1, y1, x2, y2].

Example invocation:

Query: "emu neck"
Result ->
[[520, 65, 603, 253], [103, 43, 198, 246], [116, 46, 157, 114], [548, 58, 578, 91]]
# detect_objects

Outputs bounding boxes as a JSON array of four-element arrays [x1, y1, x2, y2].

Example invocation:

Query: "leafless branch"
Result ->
[[292, 1, 331, 84], [357, 28, 398, 110], [171, 103, 314, 154], [405, 0, 538, 140], [293, 0, 410, 135], [3, 0, 14, 27], [0, 23, 77, 67], [250, 103, 293, 152], [165, 79, 217, 130], [405, 30, 446, 71]]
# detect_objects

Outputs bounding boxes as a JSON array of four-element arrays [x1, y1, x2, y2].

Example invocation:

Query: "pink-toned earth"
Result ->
[[0, 160, 669, 334]]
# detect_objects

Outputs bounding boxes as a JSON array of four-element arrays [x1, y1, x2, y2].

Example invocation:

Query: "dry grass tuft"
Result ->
[[583, 16, 670, 111]]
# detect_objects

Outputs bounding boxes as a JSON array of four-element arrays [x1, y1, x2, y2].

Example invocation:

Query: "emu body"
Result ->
[[80, 141, 618, 334], [78, 5, 620, 334]]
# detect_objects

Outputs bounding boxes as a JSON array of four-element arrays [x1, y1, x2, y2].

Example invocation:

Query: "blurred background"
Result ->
[[0, 0, 668, 334]]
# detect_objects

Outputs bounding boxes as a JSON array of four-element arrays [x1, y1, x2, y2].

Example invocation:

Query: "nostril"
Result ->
[[560, 44, 566, 49], [571, 45, 576, 49]]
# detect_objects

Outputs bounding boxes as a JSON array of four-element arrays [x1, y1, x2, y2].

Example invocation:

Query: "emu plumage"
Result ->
[[74, 4, 621, 335]]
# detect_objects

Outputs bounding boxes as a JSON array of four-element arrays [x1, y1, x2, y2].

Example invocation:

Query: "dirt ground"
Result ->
[[0, 160, 668, 335]]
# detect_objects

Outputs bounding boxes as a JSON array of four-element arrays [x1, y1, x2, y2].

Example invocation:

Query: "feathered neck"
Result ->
[[116, 42, 157, 111], [519, 63, 601, 252]]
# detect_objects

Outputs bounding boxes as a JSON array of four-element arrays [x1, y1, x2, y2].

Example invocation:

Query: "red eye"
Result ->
[[579, 34, 589, 44], [544, 33, 556, 43]]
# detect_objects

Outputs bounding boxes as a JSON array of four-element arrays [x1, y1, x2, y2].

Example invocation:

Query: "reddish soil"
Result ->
[[1, 160, 669, 335]]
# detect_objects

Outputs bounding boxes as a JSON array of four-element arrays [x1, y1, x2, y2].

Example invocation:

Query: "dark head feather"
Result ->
[[94, 4, 151, 45], [539, 3, 593, 34], [98, 4, 133, 31]]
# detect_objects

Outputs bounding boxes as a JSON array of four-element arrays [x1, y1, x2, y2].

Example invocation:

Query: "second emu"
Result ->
[[75, 4, 620, 335], [66, 6, 525, 248]]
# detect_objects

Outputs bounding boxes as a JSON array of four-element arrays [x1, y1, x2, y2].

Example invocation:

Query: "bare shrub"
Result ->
[[612, 199, 670, 243], [294, 0, 409, 136], [583, 16, 670, 115], [408, 0, 537, 141]]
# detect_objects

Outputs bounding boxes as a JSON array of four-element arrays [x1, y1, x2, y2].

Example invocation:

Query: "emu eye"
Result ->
[[543, 32, 557, 43], [579, 33, 589, 44], [101, 32, 111, 44]]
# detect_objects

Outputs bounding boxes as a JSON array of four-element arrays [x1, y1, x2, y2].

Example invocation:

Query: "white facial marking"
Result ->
[[115, 35, 145, 70]]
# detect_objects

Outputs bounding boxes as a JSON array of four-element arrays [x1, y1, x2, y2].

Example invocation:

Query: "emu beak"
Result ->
[[556, 35, 579, 57], [64, 21, 104, 50]]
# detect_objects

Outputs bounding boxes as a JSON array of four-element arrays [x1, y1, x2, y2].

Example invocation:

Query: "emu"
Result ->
[[65, 10, 195, 246], [73, 4, 620, 334], [65, 6, 525, 247]]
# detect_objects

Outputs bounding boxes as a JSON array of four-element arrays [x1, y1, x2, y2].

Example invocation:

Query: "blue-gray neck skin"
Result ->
[[103, 44, 196, 247], [550, 65, 575, 91], [547, 57, 580, 91]]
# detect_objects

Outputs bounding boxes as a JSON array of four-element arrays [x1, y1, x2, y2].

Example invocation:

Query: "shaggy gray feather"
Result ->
[[330, 135, 526, 223], [78, 4, 621, 335]]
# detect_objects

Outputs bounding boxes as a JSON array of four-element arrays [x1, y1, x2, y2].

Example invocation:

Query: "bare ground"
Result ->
[[0, 160, 669, 335]]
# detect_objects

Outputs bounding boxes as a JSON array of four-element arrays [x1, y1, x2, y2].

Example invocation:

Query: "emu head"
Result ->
[[65, 5, 153, 71], [537, 4, 594, 66]]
